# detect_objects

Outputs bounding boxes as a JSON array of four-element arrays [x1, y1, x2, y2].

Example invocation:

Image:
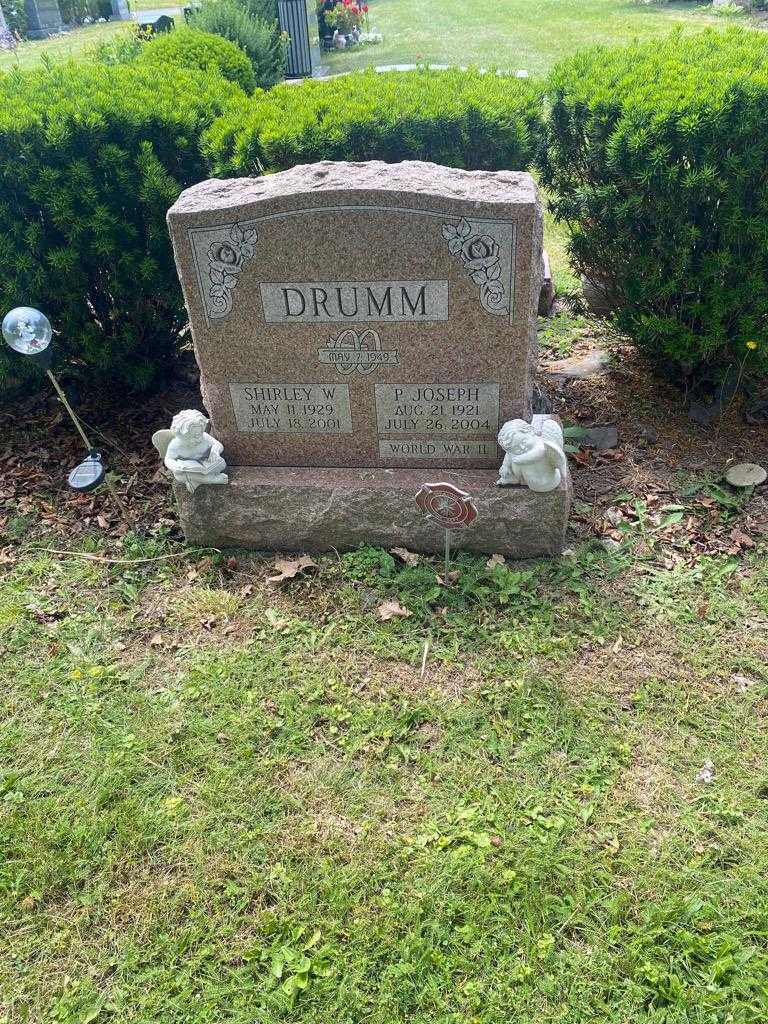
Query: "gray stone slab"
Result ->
[[174, 465, 571, 557], [544, 349, 610, 379], [25, 0, 62, 37], [538, 249, 555, 315]]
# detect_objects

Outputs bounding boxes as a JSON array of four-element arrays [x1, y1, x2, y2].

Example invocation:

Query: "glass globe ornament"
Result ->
[[2, 306, 52, 355]]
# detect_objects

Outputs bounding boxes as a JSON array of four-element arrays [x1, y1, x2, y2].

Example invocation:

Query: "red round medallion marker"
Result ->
[[415, 482, 478, 579]]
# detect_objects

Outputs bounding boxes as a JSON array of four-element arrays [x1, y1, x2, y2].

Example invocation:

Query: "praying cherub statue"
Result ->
[[496, 417, 567, 493], [152, 409, 228, 493]]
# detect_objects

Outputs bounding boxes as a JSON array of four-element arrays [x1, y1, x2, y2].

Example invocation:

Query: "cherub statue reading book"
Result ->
[[152, 409, 228, 493]]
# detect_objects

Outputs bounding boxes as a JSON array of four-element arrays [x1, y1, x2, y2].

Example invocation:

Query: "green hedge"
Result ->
[[205, 67, 543, 176], [0, 61, 241, 391], [540, 27, 768, 378], [137, 28, 257, 94], [190, 0, 287, 90]]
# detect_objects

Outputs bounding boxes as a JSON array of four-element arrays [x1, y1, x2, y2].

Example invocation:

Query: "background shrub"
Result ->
[[137, 28, 257, 93], [239, 0, 278, 21], [205, 67, 543, 176], [0, 62, 241, 391], [539, 27, 768, 379], [0, 0, 26, 36], [190, 0, 287, 89], [89, 23, 147, 64]]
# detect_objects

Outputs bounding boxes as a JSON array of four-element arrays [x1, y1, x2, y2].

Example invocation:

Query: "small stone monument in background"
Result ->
[[161, 160, 571, 557], [24, 0, 62, 38]]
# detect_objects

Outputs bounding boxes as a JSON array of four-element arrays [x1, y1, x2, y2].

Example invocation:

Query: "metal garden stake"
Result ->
[[415, 481, 478, 580]]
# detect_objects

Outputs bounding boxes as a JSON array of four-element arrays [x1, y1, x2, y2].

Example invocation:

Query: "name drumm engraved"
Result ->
[[260, 281, 449, 324], [375, 384, 500, 435], [229, 383, 353, 434]]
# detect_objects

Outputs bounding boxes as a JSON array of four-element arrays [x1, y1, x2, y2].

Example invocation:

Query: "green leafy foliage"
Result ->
[[0, 60, 241, 390], [137, 27, 257, 93], [89, 24, 148, 65], [189, 0, 287, 89], [205, 66, 543, 176], [237, 0, 278, 22], [539, 27, 768, 379], [338, 545, 542, 620], [0, 0, 26, 35]]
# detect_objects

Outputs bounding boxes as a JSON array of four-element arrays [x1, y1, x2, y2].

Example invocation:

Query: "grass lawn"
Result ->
[[0, 21, 130, 69], [2, 521, 767, 1021], [1, 0, 726, 74], [324, 0, 722, 75], [1, 343, 767, 1022]]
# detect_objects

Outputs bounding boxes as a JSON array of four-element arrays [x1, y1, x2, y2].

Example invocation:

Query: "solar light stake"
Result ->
[[45, 366, 94, 451], [45, 368, 128, 518], [2, 307, 128, 521]]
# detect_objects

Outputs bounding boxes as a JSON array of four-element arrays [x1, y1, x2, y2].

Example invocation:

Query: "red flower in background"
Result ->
[[350, 4, 358, 11], [362, 4, 368, 10]]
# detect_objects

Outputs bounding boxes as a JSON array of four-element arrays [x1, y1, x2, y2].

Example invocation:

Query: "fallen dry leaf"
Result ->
[[267, 555, 318, 584], [729, 528, 755, 550], [390, 546, 420, 567], [435, 570, 460, 585], [376, 599, 412, 621], [486, 553, 505, 570]]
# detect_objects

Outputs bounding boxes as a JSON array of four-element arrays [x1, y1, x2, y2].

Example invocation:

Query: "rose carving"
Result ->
[[442, 217, 507, 315], [415, 482, 478, 530], [205, 223, 258, 318], [461, 233, 500, 277]]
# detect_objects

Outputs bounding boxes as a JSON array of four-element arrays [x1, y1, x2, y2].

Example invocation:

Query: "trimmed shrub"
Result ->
[[189, 0, 287, 89], [205, 67, 543, 176], [137, 28, 257, 93], [540, 27, 768, 378], [0, 61, 242, 391]]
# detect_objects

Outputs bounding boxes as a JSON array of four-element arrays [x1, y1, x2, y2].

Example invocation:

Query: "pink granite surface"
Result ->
[[174, 466, 571, 557], [167, 160, 544, 470]]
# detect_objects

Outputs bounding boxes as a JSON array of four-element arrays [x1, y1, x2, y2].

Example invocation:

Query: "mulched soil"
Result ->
[[541, 325, 768, 559], [0, 329, 766, 563]]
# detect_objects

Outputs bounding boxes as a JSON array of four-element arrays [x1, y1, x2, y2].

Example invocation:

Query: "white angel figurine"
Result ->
[[152, 409, 228, 493], [496, 417, 567, 493]]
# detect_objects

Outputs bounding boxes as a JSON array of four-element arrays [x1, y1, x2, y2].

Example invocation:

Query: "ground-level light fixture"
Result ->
[[2, 306, 127, 518]]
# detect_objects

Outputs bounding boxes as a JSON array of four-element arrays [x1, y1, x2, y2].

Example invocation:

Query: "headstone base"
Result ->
[[174, 467, 571, 558]]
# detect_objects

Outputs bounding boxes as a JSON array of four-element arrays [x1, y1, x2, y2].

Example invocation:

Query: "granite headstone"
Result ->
[[165, 160, 571, 556]]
